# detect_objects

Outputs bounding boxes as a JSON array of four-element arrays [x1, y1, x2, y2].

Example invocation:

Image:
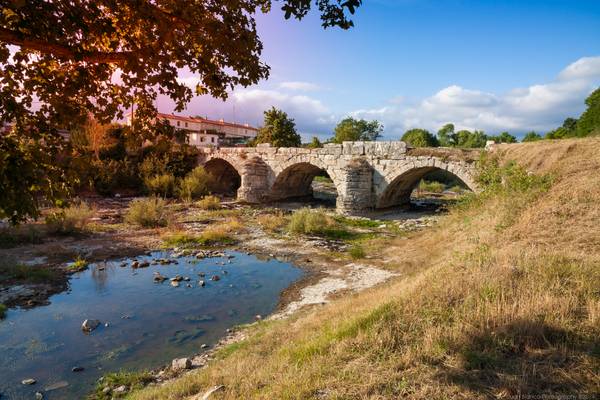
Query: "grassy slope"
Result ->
[[130, 138, 600, 400]]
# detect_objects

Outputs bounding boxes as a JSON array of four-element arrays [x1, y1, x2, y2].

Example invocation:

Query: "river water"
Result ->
[[0, 250, 303, 399]]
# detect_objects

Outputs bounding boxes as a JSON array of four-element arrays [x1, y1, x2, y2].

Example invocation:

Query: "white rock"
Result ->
[[172, 357, 192, 371], [81, 319, 101, 332]]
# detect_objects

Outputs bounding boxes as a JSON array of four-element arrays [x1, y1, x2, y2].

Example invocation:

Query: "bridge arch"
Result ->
[[202, 157, 243, 197], [269, 159, 340, 202], [376, 160, 477, 208]]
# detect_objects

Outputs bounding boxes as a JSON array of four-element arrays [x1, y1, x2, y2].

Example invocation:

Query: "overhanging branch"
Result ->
[[0, 27, 131, 64]]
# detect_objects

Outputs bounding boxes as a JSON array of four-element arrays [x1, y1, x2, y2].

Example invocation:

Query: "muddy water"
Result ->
[[0, 251, 303, 399]]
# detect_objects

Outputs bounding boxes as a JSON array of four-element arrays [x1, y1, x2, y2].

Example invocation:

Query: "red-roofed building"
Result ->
[[126, 112, 259, 147]]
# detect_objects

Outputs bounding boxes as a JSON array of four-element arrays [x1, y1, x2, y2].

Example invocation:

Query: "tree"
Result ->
[[331, 117, 383, 143], [454, 130, 488, 148], [522, 131, 542, 142], [489, 131, 517, 144], [306, 136, 323, 148], [546, 117, 578, 139], [437, 123, 455, 147], [401, 129, 439, 147], [0, 0, 362, 223], [575, 88, 600, 137], [254, 107, 301, 147]]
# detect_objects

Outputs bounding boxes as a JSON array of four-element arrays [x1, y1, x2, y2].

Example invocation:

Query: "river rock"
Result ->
[[210, 275, 220, 281], [153, 272, 168, 282], [198, 280, 205, 287], [171, 357, 192, 371], [21, 378, 36, 385], [131, 261, 139, 268], [35, 392, 43, 400], [138, 261, 150, 268], [171, 275, 183, 282], [201, 343, 208, 349], [81, 319, 101, 332], [183, 277, 191, 281], [44, 381, 68, 392], [171, 281, 180, 287], [72, 366, 84, 372], [114, 385, 127, 394], [198, 272, 205, 277]]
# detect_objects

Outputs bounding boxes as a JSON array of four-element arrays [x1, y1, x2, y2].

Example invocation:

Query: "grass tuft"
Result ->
[[0, 303, 6, 319], [125, 197, 173, 228], [196, 195, 221, 210], [90, 370, 154, 400], [45, 202, 94, 235]]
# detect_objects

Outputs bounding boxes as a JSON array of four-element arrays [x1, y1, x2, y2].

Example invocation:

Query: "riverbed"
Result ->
[[0, 250, 303, 399]]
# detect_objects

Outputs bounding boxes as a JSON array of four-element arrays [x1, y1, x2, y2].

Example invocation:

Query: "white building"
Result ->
[[127, 112, 259, 147]]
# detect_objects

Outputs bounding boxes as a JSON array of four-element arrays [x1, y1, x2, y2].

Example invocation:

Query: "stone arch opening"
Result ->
[[203, 158, 241, 197], [270, 162, 338, 206], [377, 166, 473, 209]]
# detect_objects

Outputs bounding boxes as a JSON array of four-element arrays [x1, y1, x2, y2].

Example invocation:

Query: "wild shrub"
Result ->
[[287, 208, 333, 235], [177, 167, 214, 202], [125, 197, 172, 228], [45, 202, 94, 234], [196, 195, 220, 210], [92, 159, 141, 195], [257, 211, 288, 232], [349, 244, 366, 259], [144, 173, 177, 198], [417, 180, 445, 193]]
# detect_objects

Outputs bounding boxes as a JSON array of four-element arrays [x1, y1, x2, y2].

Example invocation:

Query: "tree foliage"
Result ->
[[401, 129, 439, 148], [488, 131, 517, 144], [254, 107, 301, 147], [575, 88, 600, 137], [331, 117, 383, 143], [306, 136, 323, 148], [0, 0, 362, 223], [522, 131, 542, 142]]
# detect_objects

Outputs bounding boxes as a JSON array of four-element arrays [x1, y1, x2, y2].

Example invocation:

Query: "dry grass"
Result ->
[[45, 201, 95, 234], [255, 211, 288, 232], [130, 137, 600, 400], [196, 195, 221, 210]]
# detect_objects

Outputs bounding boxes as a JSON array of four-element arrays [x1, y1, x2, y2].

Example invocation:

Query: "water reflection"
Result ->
[[0, 251, 303, 399]]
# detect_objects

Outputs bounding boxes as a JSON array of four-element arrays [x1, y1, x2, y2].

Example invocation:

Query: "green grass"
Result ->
[[0, 262, 61, 284], [334, 215, 382, 229], [349, 244, 366, 259], [0, 303, 6, 319], [89, 370, 154, 400]]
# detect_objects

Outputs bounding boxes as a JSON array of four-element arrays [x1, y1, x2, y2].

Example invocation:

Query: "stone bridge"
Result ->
[[197, 141, 481, 214]]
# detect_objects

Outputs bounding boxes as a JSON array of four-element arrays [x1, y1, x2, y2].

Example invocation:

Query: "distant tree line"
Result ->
[[251, 87, 600, 149]]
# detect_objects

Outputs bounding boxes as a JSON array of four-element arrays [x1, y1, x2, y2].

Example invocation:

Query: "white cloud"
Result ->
[[163, 56, 600, 141], [278, 81, 321, 92], [351, 56, 600, 138]]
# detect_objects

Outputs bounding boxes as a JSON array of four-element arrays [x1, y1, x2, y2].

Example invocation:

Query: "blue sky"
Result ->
[[164, 0, 600, 140]]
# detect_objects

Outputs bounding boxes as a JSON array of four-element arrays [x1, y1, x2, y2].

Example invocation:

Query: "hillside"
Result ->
[[130, 138, 600, 400]]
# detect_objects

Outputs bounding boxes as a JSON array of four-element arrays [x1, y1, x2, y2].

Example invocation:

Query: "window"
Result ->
[[177, 121, 180, 127], [185, 122, 188, 127], [200, 136, 205, 142], [211, 137, 215, 143]]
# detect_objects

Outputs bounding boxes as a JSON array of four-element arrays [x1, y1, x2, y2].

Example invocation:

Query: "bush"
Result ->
[[257, 211, 287, 232], [45, 202, 94, 234], [125, 197, 172, 228], [417, 180, 445, 193], [177, 167, 214, 202], [196, 195, 221, 210], [287, 208, 332, 235], [0, 303, 6, 319], [92, 159, 141, 195], [349, 244, 366, 259], [144, 173, 177, 198]]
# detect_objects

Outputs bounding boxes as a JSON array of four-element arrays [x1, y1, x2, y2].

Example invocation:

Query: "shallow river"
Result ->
[[0, 250, 303, 399]]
